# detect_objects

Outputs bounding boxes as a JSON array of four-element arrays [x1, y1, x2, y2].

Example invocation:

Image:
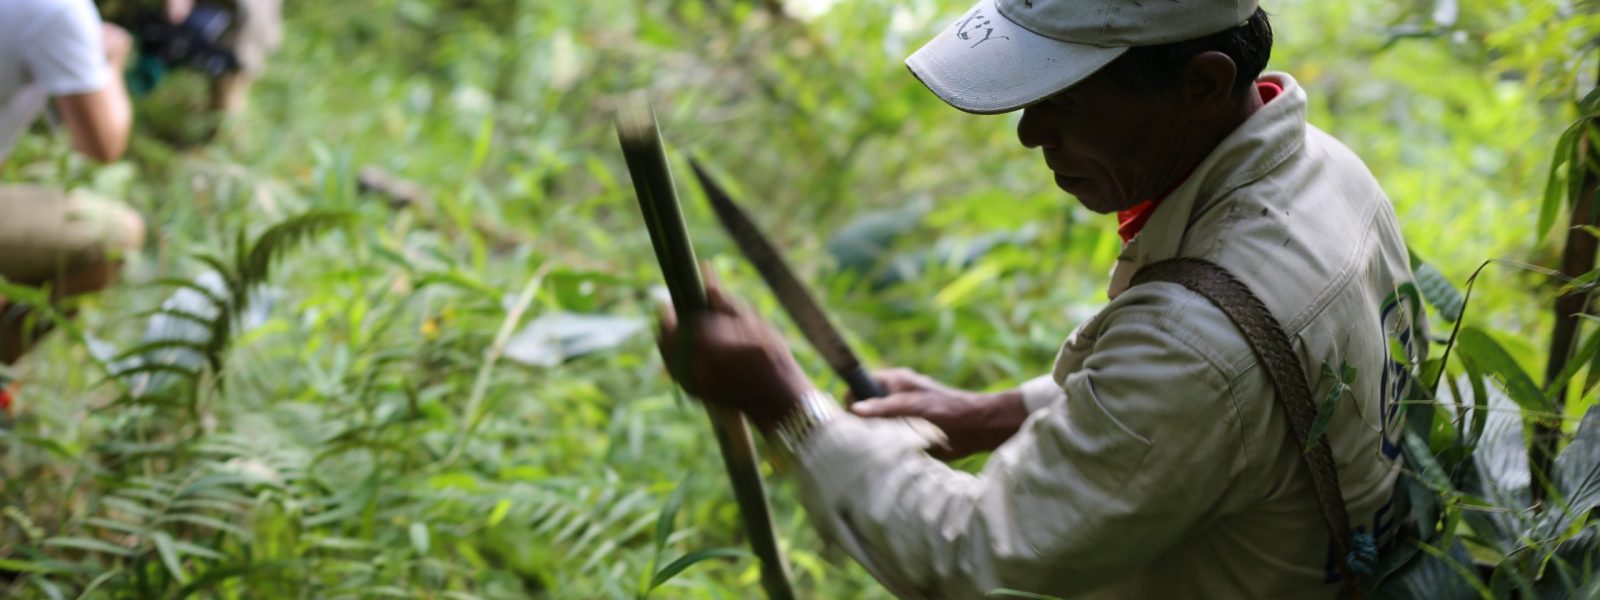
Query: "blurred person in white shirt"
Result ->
[[0, 0, 145, 404]]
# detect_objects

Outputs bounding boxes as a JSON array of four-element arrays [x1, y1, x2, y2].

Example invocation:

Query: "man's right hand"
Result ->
[[847, 368, 1028, 461]]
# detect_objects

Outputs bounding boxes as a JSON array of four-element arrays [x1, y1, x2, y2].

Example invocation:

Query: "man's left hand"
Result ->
[[848, 368, 1028, 460]]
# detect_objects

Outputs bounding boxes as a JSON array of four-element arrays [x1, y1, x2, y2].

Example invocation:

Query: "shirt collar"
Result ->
[[1105, 73, 1308, 299], [1131, 72, 1308, 269]]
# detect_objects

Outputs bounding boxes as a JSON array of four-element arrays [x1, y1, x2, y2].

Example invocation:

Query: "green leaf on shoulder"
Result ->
[[1307, 361, 1355, 452]]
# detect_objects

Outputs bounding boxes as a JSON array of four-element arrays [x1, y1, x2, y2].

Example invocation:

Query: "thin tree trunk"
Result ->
[[1537, 69, 1600, 505]]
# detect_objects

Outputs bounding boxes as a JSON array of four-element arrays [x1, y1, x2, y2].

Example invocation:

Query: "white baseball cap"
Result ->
[[907, 0, 1260, 114]]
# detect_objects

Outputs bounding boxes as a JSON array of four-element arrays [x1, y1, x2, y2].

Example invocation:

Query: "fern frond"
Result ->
[[107, 340, 213, 364], [127, 307, 215, 329], [144, 278, 229, 310], [239, 210, 357, 287]]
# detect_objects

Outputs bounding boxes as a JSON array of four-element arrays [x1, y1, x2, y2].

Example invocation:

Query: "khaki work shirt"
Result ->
[[793, 73, 1426, 599]]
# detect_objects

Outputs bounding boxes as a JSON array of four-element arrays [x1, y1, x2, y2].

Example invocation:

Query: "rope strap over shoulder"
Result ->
[[1131, 258, 1372, 598]]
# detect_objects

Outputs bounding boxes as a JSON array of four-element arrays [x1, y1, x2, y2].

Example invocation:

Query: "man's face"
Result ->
[[1016, 70, 1202, 214]]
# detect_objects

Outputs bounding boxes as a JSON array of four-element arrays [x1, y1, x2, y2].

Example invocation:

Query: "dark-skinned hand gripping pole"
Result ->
[[614, 94, 796, 600], [689, 161, 887, 403]]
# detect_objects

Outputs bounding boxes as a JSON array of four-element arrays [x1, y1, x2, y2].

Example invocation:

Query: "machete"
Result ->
[[615, 95, 795, 600], [688, 160, 887, 403]]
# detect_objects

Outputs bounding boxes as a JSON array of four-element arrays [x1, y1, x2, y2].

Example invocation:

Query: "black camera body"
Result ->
[[131, 4, 240, 80]]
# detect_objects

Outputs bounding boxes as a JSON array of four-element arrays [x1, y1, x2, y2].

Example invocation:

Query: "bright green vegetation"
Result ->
[[2, 0, 1599, 597]]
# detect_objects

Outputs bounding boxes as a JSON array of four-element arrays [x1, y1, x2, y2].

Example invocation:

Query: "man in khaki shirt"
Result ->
[[659, 0, 1426, 597]]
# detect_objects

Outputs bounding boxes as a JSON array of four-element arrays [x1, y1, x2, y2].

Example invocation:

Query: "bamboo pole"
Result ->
[[616, 92, 796, 600]]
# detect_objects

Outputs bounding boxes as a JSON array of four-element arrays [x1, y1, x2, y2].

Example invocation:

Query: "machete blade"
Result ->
[[689, 160, 885, 401]]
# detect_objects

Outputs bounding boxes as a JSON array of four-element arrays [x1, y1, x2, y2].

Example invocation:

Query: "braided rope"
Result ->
[[1132, 258, 1364, 598]]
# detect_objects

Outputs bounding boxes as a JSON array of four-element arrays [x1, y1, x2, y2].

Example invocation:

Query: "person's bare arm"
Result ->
[[54, 24, 133, 163]]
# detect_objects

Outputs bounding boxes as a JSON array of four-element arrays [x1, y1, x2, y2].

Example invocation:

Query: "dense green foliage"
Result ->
[[2, 0, 1599, 597]]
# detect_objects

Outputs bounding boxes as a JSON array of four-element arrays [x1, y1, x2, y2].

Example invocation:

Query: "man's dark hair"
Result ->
[[1104, 8, 1273, 95]]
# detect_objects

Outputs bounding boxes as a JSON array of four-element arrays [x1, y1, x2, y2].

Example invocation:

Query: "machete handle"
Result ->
[[841, 363, 886, 403]]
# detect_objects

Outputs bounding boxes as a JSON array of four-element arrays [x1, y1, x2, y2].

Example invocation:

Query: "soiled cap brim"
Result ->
[[906, 0, 1127, 115]]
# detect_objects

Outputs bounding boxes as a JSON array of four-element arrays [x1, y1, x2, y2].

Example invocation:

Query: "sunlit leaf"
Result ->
[[487, 499, 513, 528]]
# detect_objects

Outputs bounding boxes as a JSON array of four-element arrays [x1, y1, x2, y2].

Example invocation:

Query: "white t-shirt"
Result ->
[[0, 0, 109, 161]]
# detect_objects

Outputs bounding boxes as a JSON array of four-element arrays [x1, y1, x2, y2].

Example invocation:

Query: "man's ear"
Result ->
[[1183, 51, 1240, 118]]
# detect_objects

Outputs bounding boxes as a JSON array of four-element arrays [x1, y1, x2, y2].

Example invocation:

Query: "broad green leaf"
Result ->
[[1404, 432, 1454, 496], [1462, 386, 1531, 547], [1373, 539, 1491, 600], [649, 547, 747, 589], [1454, 327, 1552, 415], [1550, 404, 1600, 536]]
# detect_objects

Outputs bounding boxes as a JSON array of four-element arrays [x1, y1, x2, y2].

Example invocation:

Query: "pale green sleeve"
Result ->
[[791, 318, 1242, 598]]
